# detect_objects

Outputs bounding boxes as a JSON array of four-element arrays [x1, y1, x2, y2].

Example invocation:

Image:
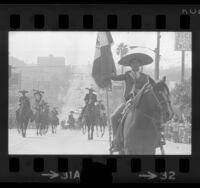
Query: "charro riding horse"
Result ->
[[95, 105, 106, 137], [78, 115, 87, 134], [41, 103, 49, 134], [34, 102, 46, 136], [122, 77, 174, 155], [16, 99, 33, 137], [48, 109, 59, 134]]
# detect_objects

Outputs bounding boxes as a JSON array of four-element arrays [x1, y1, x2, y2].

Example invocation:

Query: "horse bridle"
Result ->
[[141, 83, 170, 124]]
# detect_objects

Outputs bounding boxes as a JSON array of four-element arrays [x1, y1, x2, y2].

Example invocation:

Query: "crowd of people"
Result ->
[[163, 118, 191, 144]]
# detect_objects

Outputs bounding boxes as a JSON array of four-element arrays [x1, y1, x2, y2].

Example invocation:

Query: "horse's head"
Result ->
[[151, 76, 174, 123]]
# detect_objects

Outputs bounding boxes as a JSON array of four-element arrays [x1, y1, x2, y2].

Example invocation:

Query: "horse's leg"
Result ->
[[23, 122, 25, 137], [24, 121, 28, 138], [40, 123, 42, 136], [52, 124, 54, 134], [96, 124, 99, 137], [88, 125, 90, 140], [91, 124, 94, 140], [36, 122, 38, 136], [102, 125, 105, 137], [21, 122, 24, 137], [17, 121, 20, 134], [46, 123, 49, 133]]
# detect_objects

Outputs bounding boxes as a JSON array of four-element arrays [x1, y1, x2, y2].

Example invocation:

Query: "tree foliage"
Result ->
[[171, 78, 191, 121], [116, 43, 129, 58]]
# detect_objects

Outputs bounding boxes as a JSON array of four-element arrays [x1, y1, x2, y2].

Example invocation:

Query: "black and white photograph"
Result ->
[[8, 31, 191, 155]]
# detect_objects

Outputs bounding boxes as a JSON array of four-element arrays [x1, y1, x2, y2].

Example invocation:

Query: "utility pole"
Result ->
[[154, 32, 161, 80], [181, 50, 185, 82]]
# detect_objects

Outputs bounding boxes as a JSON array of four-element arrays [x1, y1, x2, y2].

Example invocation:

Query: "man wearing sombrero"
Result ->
[[17, 90, 32, 120], [110, 53, 155, 152], [79, 87, 97, 120], [67, 111, 75, 128], [33, 89, 45, 111], [96, 100, 106, 115], [18, 90, 30, 107]]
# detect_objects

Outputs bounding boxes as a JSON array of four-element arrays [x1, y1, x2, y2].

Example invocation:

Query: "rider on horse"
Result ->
[[110, 53, 155, 152], [96, 100, 106, 124], [19, 90, 30, 107], [18, 90, 32, 115], [52, 107, 59, 125], [67, 111, 75, 128], [33, 90, 45, 112], [79, 87, 97, 119], [96, 100, 106, 115]]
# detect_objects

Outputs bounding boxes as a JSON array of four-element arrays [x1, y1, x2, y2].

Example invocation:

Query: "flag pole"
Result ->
[[105, 86, 112, 154]]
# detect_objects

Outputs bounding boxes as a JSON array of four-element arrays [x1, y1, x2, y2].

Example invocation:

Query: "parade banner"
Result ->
[[92, 32, 116, 88]]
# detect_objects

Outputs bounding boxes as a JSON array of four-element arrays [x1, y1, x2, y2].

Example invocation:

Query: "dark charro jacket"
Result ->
[[84, 93, 97, 105], [111, 71, 153, 101], [67, 114, 75, 125]]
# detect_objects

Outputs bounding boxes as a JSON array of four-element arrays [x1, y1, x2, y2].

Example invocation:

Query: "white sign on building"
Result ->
[[175, 32, 191, 51]]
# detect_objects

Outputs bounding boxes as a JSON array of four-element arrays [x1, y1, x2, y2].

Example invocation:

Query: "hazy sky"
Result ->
[[9, 31, 192, 69]]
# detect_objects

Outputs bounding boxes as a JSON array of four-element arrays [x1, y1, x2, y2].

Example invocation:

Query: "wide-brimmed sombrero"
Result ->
[[33, 89, 44, 96], [19, 90, 28, 94], [85, 88, 96, 92], [118, 53, 153, 67]]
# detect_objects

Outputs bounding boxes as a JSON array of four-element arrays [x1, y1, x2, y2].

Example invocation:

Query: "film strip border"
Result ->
[[0, 4, 199, 183], [0, 156, 194, 183], [9, 14, 190, 30], [0, 5, 198, 30]]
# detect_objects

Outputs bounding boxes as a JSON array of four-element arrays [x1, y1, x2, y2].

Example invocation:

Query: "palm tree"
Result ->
[[116, 43, 129, 74]]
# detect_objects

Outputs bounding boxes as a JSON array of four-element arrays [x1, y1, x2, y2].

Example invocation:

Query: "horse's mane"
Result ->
[[153, 80, 170, 96]]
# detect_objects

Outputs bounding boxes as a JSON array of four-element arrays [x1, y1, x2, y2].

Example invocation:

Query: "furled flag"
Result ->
[[92, 32, 116, 89]]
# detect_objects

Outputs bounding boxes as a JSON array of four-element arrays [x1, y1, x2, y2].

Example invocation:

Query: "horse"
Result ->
[[78, 115, 87, 134], [83, 104, 97, 140], [67, 116, 75, 130], [15, 99, 33, 137], [95, 106, 106, 137], [33, 103, 47, 136], [15, 109, 21, 134], [48, 110, 59, 134], [41, 104, 49, 134], [99, 113, 107, 137], [122, 77, 174, 155]]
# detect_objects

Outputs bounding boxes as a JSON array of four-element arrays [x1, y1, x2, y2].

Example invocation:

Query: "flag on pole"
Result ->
[[92, 32, 116, 89]]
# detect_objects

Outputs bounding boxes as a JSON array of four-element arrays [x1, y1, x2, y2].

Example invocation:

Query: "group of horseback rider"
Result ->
[[77, 53, 159, 151], [79, 87, 107, 123], [66, 111, 76, 128], [17, 89, 59, 127]]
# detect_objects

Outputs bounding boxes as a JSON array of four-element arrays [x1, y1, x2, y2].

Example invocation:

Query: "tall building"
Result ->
[[37, 54, 65, 67]]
